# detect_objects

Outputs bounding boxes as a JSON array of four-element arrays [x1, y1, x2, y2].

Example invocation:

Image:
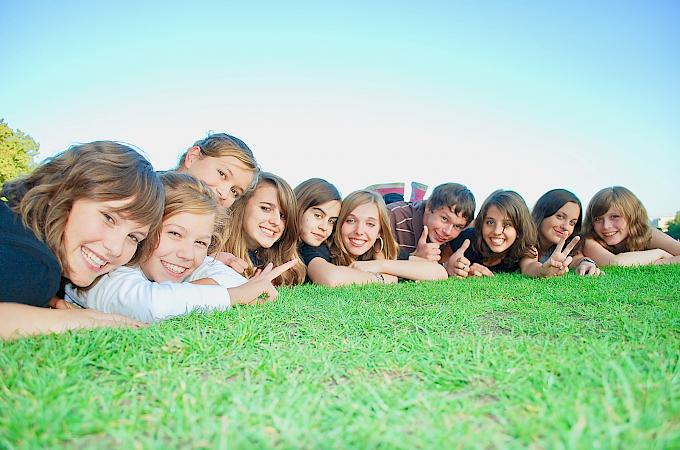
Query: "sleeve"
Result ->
[[0, 203, 61, 307], [397, 250, 411, 260], [65, 267, 232, 323], [190, 257, 248, 288], [299, 243, 332, 266]]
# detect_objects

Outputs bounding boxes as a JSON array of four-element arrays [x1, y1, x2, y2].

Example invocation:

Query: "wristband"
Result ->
[[576, 257, 597, 267], [372, 272, 385, 283]]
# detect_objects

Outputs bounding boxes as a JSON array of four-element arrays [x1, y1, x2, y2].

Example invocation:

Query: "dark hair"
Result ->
[[473, 190, 537, 266], [294, 178, 342, 228], [426, 183, 476, 224], [532, 189, 582, 255]]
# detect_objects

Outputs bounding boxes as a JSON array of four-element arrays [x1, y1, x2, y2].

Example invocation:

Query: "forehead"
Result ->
[[432, 205, 466, 221], [556, 201, 580, 218], [485, 205, 509, 220], [311, 200, 341, 216], [250, 183, 280, 206], [164, 211, 215, 234], [348, 202, 379, 219]]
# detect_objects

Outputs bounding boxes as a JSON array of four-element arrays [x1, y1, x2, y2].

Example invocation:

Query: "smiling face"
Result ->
[[62, 198, 150, 287], [182, 147, 255, 208], [140, 211, 215, 282], [299, 200, 341, 247], [340, 202, 381, 257], [481, 205, 517, 254], [423, 205, 468, 244], [243, 183, 285, 250], [539, 201, 580, 248], [593, 206, 629, 247]]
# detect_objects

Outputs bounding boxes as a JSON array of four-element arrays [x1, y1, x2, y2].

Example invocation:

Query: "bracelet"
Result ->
[[372, 272, 385, 283], [576, 257, 597, 267]]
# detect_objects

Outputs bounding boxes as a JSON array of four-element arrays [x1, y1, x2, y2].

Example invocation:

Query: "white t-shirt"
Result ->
[[65, 257, 247, 323]]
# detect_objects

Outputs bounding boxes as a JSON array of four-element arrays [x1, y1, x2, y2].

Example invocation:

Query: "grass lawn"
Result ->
[[1, 265, 679, 449]]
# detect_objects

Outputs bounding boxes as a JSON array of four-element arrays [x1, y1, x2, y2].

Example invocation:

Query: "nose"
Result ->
[[442, 223, 453, 235], [560, 220, 569, 230], [268, 213, 282, 226], [603, 217, 612, 229], [176, 241, 195, 261], [318, 220, 328, 232], [103, 230, 126, 259], [492, 222, 504, 235]]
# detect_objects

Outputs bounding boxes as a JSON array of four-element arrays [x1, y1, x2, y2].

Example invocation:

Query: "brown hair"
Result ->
[[329, 190, 400, 266], [176, 132, 260, 192], [532, 188, 582, 256], [222, 172, 305, 286], [426, 182, 476, 224], [473, 190, 537, 266], [2, 141, 164, 277], [294, 178, 342, 241], [159, 172, 228, 254], [583, 186, 652, 252]]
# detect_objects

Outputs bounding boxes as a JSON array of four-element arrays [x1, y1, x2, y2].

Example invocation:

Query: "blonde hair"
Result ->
[[176, 132, 260, 192], [159, 172, 228, 254], [583, 186, 652, 252], [330, 190, 399, 266], [2, 141, 164, 276], [222, 172, 305, 286]]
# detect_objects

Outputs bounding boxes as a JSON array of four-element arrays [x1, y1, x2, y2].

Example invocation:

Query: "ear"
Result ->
[[183, 146, 202, 169]]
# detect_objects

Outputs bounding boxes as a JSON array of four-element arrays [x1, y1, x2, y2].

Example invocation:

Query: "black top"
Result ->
[[449, 228, 520, 274], [0, 201, 61, 306], [299, 242, 410, 266]]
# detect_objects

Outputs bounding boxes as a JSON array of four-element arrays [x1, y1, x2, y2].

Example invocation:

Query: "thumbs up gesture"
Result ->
[[445, 239, 473, 278], [413, 226, 442, 261]]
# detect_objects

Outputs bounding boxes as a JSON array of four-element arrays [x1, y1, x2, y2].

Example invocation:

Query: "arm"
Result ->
[[350, 258, 447, 281], [306, 257, 397, 287], [519, 238, 578, 278], [189, 257, 249, 287], [649, 228, 680, 264], [582, 238, 671, 266], [0, 303, 141, 340]]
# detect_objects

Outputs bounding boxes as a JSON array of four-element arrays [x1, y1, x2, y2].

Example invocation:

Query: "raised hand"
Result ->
[[213, 252, 249, 274], [413, 225, 441, 261], [541, 236, 581, 277], [445, 239, 471, 278], [228, 259, 299, 305]]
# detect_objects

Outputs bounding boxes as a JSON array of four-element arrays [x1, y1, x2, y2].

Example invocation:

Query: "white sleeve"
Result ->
[[64, 266, 232, 323], [189, 256, 248, 287]]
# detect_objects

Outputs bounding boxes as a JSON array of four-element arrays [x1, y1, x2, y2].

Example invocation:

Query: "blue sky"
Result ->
[[1, 1, 678, 217]]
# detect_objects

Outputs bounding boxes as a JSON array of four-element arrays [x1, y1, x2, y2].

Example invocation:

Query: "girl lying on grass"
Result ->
[[582, 186, 680, 266], [448, 190, 579, 278], [175, 132, 259, 208], [302, 190, 447, 286], [221, 172, 306, 286], [1, 141, 164, 339], [65, 172, 296, 323], [532, 189, 602, 276], [295, 178, 342, 281]]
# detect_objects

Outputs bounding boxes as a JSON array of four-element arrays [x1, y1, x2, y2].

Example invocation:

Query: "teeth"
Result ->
[[349, 238, 366, 246], [260, 227, 275, 237], [490, 238, 504, 246], [82, 247, 106, 268], [162, 261, 187, 274]]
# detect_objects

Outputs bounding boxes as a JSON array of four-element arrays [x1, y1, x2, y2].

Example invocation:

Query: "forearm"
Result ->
[[608, 250, 668, 266], [1, 303, 86, 340], [519, 260, 548, 278], [309, 264, 384, 287], [372, 260, 448, 281]]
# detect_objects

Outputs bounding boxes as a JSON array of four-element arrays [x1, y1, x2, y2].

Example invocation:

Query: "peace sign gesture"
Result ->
[[413, 225, 441, 261], [228, 259, 299, 305], [540, 236, 580, 277]]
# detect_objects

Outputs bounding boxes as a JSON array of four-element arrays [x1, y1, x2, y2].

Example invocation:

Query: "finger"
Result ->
[[252, 268, 262, 278], [552, 237, 566, 256], [577, 265, 586, 276], [418, 226, 429, 246], [563, 256, 573, 267], [266, 259, 299, 282], [562, 236, 580, 257], [455, 239, 470, 256], [259, 263, 274, 276]]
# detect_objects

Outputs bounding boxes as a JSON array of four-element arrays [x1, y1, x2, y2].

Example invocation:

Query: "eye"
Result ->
[[168, 230, 181, 238], [569, 220, 577, 226], [440, 216, 448, 222], [196, 240, 209, 248], [367, 222, 376, 228], [556, 214, 565, 220], [594, 217, 602, 223], [217, 169, 227, 180], [329, 218, 337, 225], [128, 234, 140, 244], [102, 212, 115, 224], [485, 219, 494, 226], [280, 213, 286, 221], [261, 206, 272, 213], [230, 187, 240, 198], [611, 214, 620, 219], [345, 218, 355, 224], [314, 213, 323, 220]]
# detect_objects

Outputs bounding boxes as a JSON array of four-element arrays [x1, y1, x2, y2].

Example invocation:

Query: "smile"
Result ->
[[311, 232, 326, 241], [161, 260, 189, 275], [259, 226, 279, 238], [348, 237, 367, 247], [81, 246, 108, 270], [488, 237, 505, 247]]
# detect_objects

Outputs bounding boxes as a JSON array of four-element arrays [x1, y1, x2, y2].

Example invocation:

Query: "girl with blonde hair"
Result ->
[[305, 190, 447, 286], [582, 186, 680, 266], [66, 172, 297, 322], [222, 172, 306, 286], [1, 141, 164, 338]]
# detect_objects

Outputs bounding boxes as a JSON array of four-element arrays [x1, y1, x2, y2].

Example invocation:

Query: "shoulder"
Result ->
[[299, 243, 332, 265]]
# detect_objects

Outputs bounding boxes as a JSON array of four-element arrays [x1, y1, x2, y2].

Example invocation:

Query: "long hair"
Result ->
[[532, 189, 582, 256], [159, 172, 228, 254], [329, 190, 399, 266], [222, 172, 305, 286], [2, 141, 164, 274], [176, 132, 260, 193], [294, 178, 342, 242], [583, 186, 651, 252], [474, 190, 537, 266]]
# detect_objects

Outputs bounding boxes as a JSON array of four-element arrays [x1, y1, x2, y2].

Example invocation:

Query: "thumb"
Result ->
[[418, 226, 429, 246], [456, 239, 470, 255]]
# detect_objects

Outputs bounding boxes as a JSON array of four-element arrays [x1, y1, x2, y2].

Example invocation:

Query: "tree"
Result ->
[[667, 212, 680, 240], [0, 119, 40, 185]]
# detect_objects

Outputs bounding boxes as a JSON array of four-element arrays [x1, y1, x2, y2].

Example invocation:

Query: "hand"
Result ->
[[576, 260, 603, 276], [213, 252, 249, 274], [469, 263, 494, 277], [541, 236, 580, 277], [652, 249, 674, 263], [412, 225, 441, 261], [65, 309, 145, 330], [229, 259, 299, 305], [48, 297, 79, 309], [445, 239, 471, 278], [349, 260, 383, 273]]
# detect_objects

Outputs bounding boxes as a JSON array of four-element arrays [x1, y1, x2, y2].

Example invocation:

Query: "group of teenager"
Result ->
[[1, 133, 679, 339]]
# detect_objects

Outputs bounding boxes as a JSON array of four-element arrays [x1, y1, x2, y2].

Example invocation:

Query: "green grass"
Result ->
[[1, 265, 679, 449]]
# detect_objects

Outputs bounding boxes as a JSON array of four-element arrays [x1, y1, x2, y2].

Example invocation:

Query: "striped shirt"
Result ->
[[388, 201, 427, 253]]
